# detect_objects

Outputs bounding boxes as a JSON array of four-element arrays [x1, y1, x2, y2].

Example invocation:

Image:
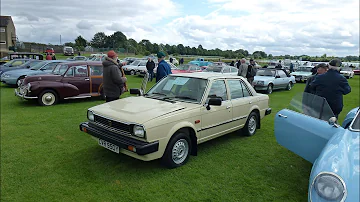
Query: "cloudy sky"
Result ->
[[2, 0, 359, 56]]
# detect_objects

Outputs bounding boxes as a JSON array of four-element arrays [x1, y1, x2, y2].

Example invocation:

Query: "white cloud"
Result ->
[[1, 0, 359, 56]]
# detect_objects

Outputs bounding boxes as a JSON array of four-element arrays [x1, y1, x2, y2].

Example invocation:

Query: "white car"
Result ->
[[290, 66, 313, 82], [123, 60, 147, 75], [340, 67, 354, 79], [253, 68, 296, 94], [202, 63, 238, 75]]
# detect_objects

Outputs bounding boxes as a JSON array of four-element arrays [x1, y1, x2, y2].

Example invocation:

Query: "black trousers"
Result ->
[[105, 96, 119, 102]]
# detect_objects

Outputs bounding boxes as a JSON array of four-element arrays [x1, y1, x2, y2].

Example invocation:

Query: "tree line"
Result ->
[[60, 31, 359, 62]]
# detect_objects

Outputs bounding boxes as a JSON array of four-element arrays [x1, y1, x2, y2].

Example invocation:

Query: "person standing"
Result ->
[[304, 63, 328, 94], [46, 53, 52, 60], [237, 58, 248, 78], [246, 59, 257, 85], [290, 63, 294, 73], [102, 50, 127, 102], [146, 57, 155, 82], [51, 53, 56, 60], [156, 52, 172, 82], [179, 58, 184, 65], [230, 61, 235, 66], [310, 59, 351, 118], [169, 57, 173, 64]]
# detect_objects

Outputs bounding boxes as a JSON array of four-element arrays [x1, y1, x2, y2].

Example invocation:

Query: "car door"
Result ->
[[275, 109, 343, 163], [199, 80, 233, 142], [273, 70, 285, 89], [62, 65, 90, 96], [89, 65, 103, 95], [227, 79, 254, 129]]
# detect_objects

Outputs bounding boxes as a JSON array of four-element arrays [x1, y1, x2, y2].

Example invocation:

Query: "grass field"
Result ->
[[1, 75, 359, 201]]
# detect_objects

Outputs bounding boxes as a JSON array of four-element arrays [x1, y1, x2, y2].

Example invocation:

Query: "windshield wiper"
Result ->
[[163, 96, 197, 101], [149, 92, 167, 96]]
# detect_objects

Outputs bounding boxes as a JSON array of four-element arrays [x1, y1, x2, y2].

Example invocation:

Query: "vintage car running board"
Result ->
[[64, 95, 91, 100]]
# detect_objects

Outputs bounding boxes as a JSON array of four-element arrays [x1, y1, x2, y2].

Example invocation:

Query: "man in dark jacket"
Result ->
[[304, 63, 328, 94], [102, 50, 127, 102], [156, 52, 172, 82], [146, 57, 155, 82], [310, 59, 351, 118]]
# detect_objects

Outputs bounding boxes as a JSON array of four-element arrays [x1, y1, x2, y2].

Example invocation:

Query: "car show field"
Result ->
[[1, 73, 359, 201]]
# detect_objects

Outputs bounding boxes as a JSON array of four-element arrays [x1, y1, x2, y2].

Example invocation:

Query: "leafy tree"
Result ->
[[91, 32, 107, 48], [75, 35, 87, 47]]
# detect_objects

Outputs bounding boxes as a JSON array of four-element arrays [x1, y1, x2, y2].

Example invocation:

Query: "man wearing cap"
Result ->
[[310, 58, 351, 118], [102, 50, 127, 102], [156, 52, 172, 82]]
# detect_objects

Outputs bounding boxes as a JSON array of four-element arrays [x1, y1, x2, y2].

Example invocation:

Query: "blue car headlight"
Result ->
[[312, 172, 346, 201]]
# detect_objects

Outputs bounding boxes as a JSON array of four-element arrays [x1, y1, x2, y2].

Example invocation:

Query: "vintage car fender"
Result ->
[[308, 128, 359, 201], [342, 107, 359, 128], [29, 81, 63, 96]]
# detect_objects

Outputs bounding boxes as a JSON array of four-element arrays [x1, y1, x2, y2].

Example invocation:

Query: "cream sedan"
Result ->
[[79, 73, 272, 168]]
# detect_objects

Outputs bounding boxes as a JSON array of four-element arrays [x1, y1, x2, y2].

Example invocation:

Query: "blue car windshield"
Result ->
[[350, 111, 360, 131], [30, 61, 48, 70]]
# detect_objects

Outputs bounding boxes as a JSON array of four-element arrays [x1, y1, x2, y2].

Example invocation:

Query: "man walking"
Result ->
[[146, 57, 155, 82], [246, 59, 257, 86], [311, 59, 351, 118], [237, 58, 248, 78], [102, 50, 127, 102], [156, 52, 172, 82]]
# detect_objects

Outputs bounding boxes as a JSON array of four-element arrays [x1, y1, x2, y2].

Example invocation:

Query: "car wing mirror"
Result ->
[[206, 98, 222, 110], [328, 117, 340, 128], [130, 88, 141, 95]]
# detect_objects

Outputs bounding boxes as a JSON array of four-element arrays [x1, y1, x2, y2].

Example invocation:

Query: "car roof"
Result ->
[[170, 72, 242, 80]]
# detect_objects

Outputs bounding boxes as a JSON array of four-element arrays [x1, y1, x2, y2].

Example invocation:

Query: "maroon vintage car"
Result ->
[[15, 61, 104, 106]]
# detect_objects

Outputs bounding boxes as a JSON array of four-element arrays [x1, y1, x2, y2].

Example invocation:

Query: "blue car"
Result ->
[[275, 93, 359, 202], [1, 60, 67, 86], [0, 60, 42, 76]]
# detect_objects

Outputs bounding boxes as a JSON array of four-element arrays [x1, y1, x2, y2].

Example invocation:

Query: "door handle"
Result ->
[[85, 78, 90, 81], [278, 114, 287, 118], [226, 106, 231, 109]]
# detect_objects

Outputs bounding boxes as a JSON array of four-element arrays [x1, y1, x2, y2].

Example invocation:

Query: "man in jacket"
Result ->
[[310, 59, 351, 118], [237, 58, 248, 78], [146, 57, 155, 82], [246, 59, 257, 86], [102, 50, 127, 102], [156, 52, 172, 82], [304, 63, 328, 94]]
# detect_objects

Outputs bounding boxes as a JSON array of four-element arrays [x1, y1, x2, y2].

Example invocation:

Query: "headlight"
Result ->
[[3, 74, 10, 78], [87, 110, 94, 121], [313, 173, 346, 201], [133, 125, 145, 138]]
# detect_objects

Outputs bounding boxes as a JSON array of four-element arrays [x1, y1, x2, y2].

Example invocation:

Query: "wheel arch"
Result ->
[[165, 122, 198, 156]]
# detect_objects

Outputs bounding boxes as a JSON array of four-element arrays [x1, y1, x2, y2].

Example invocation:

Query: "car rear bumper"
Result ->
[[265, 108, 272, 116], [14, 89, 38, 99], [79, 122, 159, 155]]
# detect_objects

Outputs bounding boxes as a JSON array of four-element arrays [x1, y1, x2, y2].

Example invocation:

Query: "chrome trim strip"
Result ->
[[64, 95, 91, 99], [14, 89, 38, 99], [349, 108, 360, 132], [233, 115, 248, 121], [309, 172, 347, 202]]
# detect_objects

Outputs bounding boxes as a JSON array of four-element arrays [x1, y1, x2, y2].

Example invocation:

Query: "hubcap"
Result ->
[[172, 139, 189, 164], [130, 71, 135, 75], [248, 116, 257, 134], [268, 86, 272, 94], [42, 93, 55, 105]]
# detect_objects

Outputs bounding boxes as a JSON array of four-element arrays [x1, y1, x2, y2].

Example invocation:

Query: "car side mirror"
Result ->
[[27, 65, 30, 68], [328, 117, 339, 128], [275, 75, 280, 78], [206, 98, 222, 110], [8, 65, 12, 67], [130, 88, 141, 95]]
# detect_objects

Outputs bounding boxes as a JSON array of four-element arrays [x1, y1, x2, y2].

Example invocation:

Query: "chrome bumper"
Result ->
[[14, 89, 38, 99]]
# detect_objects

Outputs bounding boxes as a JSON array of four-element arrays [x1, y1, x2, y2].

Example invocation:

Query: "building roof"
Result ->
[[0, 16, 13, 27]]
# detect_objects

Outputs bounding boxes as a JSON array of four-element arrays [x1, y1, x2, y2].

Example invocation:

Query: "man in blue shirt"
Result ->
[[156, 51, 172, 82]]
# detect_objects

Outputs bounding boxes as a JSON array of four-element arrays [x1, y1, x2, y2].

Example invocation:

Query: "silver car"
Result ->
[[253, 68, 296, 94]]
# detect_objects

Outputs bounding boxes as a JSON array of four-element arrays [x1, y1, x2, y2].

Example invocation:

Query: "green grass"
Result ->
[[1, 75, 359, 201]]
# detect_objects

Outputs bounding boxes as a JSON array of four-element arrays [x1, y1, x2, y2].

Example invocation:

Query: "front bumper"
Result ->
[[254, 85, 268, 91], [14, 89, 38, 99], [1, 77, 17, 85], [265, 108, 272, 116], [79, 122, 159, 155]]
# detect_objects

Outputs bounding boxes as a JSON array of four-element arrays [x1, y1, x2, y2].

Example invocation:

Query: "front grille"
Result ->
[[93, 114, 132, 135]]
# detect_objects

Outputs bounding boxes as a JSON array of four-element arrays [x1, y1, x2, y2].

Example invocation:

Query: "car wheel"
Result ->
[[16, 76, 25, 87], [130, 70, 135, 75], [38, 90, 58, 106], [242, 112, 258, 136], [266, 84, 273, 94], [286, 82, 292, 90], [162, 130, 191, 168], [346, 76, 349, 79]]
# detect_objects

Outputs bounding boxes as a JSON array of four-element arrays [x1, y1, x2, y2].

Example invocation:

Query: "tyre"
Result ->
[[286, 82, 292, 91], [346, 76, 349, 79], [242, 112, 258, 136], [162, 130, 191, 168], [130, 70, 135, 75], [266, 84, 273, 94], [38, 90, 58, 106]]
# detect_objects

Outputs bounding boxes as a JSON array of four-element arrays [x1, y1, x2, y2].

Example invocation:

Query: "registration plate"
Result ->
[[98, 139, 120, 153]]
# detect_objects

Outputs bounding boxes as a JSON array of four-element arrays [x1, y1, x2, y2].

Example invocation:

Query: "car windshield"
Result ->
[[27, 60, 42, 67], [341, 67, 351, 71], [65, 48, 72, 51], [130, 60, 141, 66], [350, 110, 360, 131], [177, 65, 190, 70], [203, 65, 222, 72], [288, 92, 335, 121], [297, 67, 312, 72], [256, 69, 275, 77], [146, 75, 208, 103], [30, 61, 48, 70], [52, 64, 69, 75]]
